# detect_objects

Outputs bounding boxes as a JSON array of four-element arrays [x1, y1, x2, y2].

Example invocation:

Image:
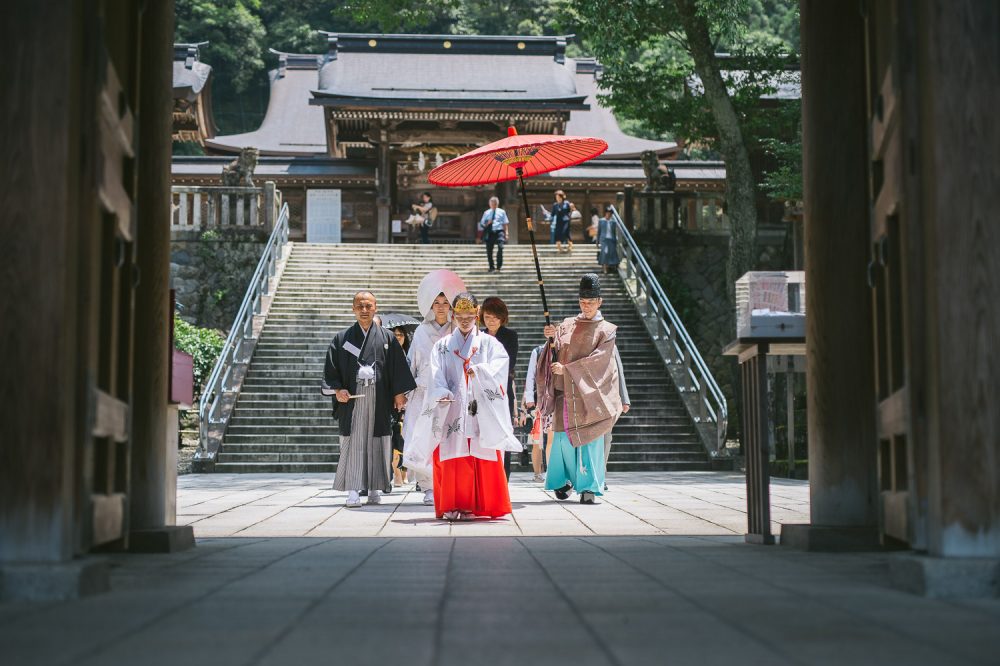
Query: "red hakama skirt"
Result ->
[[433, 445, 512, 519]]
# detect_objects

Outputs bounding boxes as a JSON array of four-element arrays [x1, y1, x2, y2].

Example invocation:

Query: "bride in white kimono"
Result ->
[[410, 291, 521, 520], [402, 270, 466, 506]]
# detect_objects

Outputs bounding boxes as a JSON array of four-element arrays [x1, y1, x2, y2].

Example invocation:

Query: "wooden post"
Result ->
[[623, 185, 634, 231], [376, 125, 391, 244], [800, 0, 878, 531], [129, 0, 192, 552], [742, 344, 774, 544]]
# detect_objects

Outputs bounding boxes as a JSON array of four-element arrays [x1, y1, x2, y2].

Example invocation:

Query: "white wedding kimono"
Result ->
[[402, 319, 454, 478], [408, 328, 521, 466]]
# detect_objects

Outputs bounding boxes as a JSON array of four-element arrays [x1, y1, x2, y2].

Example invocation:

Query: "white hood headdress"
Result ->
[[416, 269, 467, 322]]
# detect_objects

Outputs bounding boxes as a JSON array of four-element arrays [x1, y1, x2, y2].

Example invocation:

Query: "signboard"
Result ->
[[306, 189, 342, 243]]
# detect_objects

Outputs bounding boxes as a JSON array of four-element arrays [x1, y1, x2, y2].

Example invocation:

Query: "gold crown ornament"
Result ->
[[452, 297, 478, 314]]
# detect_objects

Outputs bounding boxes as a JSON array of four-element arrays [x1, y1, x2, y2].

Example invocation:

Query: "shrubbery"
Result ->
[[174, 316, 225, 397]]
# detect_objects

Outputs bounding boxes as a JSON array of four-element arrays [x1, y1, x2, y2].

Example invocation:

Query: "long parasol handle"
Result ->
[[515, 168, 552, 330]]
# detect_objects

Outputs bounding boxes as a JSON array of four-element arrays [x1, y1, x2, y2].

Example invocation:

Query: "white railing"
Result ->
[[610, 205, 729, 450], [171, 182, 279, 231], [195, 202, 290, 461]]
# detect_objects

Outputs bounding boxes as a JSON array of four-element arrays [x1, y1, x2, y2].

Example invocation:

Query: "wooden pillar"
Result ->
[[376, 124, 390, 244], [0, 0, 83, 570], [503, 180, 520, 244], [795, 0, 878, 539], [128, 0, 191, 552], [914, 1, 1000, 559]]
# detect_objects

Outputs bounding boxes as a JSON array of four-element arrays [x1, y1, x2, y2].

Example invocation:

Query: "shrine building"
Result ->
[[171, 33, 727, 242]]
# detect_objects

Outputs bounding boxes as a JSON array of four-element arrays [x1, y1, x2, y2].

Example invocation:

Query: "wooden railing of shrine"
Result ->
[[170, 182, 281, 231]]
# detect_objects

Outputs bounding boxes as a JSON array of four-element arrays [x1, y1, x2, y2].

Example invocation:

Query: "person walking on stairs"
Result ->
[[403, 270, 467, 507], [597, 205, 621, 273], [478, 196, 509, 273], [410, 291, 521, 520], [550, 190, 572, 253], [537, 274, 623, 504], [322, 291, 416, 508]]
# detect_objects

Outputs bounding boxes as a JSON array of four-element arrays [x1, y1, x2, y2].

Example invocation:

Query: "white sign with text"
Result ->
[[306, 189, 342, 243]]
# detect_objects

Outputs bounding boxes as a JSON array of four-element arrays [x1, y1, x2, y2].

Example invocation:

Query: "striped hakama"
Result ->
[[333, 378, 393, 492]]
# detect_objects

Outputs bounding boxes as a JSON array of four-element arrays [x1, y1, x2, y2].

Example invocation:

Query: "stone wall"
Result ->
[[171, 228, 268, 329], [634, 225, 792, 439]]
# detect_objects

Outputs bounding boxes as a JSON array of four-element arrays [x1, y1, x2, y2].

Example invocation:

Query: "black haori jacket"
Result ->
[[322, 322, 416, 437]]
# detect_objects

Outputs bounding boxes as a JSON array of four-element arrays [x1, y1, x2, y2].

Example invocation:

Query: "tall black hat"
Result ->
[[579, 273, 602, 299]]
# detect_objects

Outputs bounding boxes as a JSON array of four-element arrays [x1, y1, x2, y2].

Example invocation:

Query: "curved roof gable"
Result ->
[[207, 53, 327, 156]]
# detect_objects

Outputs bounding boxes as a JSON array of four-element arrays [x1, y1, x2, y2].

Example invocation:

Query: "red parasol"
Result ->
[[427, 128, 608, 187], [428, 127, 606, 324], [429, 127, 608, 416]]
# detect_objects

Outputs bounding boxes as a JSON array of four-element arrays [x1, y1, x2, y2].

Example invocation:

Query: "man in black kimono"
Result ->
[[322, 291, 416, 507]]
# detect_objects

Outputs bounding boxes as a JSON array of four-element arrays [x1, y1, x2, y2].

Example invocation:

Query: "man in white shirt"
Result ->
[[478, 196, 509, 273]]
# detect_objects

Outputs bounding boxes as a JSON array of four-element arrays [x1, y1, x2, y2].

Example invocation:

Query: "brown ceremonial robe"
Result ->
[[537, 315, 623, 447]]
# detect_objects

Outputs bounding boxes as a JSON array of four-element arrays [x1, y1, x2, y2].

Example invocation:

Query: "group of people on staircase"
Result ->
[[321, 268, 628, 520], [477, 191, 621, 275]]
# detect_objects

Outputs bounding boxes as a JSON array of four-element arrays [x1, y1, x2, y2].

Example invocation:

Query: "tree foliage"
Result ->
[[570, 0, 797, 158], [175, 0, 266, 93]]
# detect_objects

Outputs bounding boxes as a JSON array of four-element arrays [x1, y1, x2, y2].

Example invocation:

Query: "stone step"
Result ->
[[211, 241, 713, 472], [214, 449, 710, 466], [211, 460, 714, 474], [216, 439, 707, 453]]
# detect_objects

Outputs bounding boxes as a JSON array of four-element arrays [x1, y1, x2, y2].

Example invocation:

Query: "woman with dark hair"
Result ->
[[550, 190, 572, 253], [406, 192, 435, 244], [479, 296, 519, 480]]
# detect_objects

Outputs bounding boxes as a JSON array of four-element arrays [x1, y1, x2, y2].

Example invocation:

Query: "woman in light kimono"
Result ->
[[403, 270, 466, 506], [417, 291, 522, 521]]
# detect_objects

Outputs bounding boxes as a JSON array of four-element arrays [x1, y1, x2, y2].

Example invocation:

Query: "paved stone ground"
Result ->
[[3, 536, 1000, 665], [177, 472, 811, 537], [4, 474, 998, 665]]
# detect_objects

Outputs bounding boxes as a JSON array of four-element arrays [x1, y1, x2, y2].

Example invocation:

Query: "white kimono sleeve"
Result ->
[[469, 339, 521, 456], [403, 341, 452, 475], [524, 346, 539, 405]]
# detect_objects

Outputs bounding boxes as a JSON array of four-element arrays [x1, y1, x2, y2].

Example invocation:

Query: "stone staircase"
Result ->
[[215, 243, 713, 472]]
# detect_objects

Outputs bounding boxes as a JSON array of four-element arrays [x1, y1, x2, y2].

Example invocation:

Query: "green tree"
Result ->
[[175, 0, 266, 93], [339, 0, 581, 37], [572, 0, 798, 300]]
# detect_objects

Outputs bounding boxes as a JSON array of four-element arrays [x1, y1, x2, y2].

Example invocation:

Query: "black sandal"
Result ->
[[554, 484, 572, 500]]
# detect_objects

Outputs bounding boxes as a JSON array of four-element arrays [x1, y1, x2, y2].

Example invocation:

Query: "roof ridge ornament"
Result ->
[[173, 41, 209, 70]]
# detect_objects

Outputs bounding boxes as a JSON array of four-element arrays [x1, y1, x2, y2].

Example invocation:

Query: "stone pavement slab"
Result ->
[[2, 536, 998, 666], [177, 471, 810, 538]]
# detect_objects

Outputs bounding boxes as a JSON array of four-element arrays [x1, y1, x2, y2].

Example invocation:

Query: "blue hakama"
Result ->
[[545, 431, 605, 496]]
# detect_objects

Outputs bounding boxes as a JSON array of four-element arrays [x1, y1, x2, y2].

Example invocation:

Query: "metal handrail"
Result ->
[[196, 202, 290, 459], [609, 205, 729, 450]]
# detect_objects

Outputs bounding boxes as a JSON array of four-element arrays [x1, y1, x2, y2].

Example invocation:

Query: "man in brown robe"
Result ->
[[537, 273, 623, 504]]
